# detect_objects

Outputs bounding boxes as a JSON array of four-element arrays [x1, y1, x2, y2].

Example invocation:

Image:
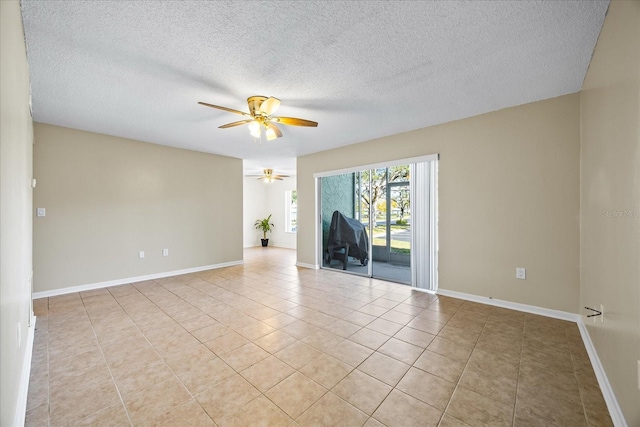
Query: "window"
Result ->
[[285, 190, 297, 233]]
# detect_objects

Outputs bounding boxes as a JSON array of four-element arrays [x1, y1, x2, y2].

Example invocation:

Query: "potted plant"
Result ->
[[255, 214, 275, 247]]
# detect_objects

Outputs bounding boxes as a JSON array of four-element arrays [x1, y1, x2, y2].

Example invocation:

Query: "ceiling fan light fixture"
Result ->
[[265, 127, 277, 141], [199, 96, 318, 142], [245, 168, 289, 182], [248, 121, 261, 138]]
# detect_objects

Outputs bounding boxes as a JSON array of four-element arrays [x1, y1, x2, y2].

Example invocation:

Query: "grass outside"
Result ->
[[371, 223, 411, 254], [372, 238, 410, 254]]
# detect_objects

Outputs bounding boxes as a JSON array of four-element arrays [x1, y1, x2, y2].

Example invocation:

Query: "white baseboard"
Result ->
[[269, 245, 297, 250], [437, 288, 626, 426], [16, 316, 36, 427], [296, 262, 319, 270], [245, 244, 297, 250], [577, 320, 628, 427], [436, 288, 580, 322], [32, 261, 243, 299]]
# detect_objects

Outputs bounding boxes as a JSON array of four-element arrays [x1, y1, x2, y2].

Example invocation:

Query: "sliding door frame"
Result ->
[[314, 153, 439, 288]]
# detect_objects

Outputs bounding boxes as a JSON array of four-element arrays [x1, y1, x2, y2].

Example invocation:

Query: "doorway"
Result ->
[[317, 155, 438, 290], [364, 166, 412, 284]]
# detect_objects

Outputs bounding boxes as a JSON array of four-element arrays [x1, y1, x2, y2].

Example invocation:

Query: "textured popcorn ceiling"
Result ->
[[21, 1, 608, 175]]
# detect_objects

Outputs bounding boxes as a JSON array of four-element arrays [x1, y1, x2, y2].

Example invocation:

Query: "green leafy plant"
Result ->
[[255, 214, 275, 240]]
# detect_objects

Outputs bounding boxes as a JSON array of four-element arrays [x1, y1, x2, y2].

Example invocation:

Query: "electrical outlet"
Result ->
[[163, 248, 169, 256], [139, 251, 145, 259], [36, 208, 46, 217], [516, 268, 526, 280]]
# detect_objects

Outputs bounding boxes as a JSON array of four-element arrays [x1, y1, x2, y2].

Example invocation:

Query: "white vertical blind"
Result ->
[[411, 162, 429, 289], [429, 161, 439, 291], [411, 160, 438, 291]]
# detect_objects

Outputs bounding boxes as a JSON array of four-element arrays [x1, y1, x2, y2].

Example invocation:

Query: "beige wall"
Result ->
[[0, 1, 35, 425], [298, 94, 581, 313], [33, 123, 243, 293], [580, 1, 640, 425]]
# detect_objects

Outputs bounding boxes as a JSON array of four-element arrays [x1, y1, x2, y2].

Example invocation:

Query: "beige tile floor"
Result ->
[[26, 247, 612, 426]]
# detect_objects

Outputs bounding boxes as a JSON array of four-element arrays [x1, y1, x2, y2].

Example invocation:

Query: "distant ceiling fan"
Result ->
[[198, 96, 318, 141], [246, 169, 290, 183]]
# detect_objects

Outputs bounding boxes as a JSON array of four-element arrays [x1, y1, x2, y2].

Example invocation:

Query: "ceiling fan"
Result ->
[[246, 169, 290, 183], [198, 96, 318, 141]]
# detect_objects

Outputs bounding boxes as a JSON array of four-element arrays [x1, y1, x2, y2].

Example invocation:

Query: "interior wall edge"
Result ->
[[295, 262, 319, 270], [14, 319, 36, 427], [32, 260, 243, 300], [1, 1, 35, 425], [578, 1, 640, 424], [437, 288, 580, 322], [577, 320, 629, 427], [439, 287, 627, 426]]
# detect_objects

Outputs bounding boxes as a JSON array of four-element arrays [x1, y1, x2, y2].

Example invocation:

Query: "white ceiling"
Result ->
[[21, 1, 608, 176]]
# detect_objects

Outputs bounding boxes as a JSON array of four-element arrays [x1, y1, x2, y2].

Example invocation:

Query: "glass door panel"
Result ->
[[318, 160, 434, 289], [390, 183, 411, 256], [320, 172, 369, 276], [371, 166, 411, 284]]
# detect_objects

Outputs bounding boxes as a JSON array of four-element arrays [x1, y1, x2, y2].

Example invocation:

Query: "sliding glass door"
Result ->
[[318, 156, 438, 290], [365, 166, 412, 284], [320, 172, 369, 276]]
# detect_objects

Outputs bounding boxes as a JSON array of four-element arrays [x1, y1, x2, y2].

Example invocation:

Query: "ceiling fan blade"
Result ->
[[273, 117, 318, 127], [219, 119, 254, 129], [198, 102, 251, 117], [259, 97, 281, 116], [266, 122, 283, 140]]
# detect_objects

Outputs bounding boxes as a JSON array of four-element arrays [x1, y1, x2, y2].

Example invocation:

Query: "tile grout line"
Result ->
[[80, 292, 135, 427], [144, 277, 283, 424], [376, 297, 443, 425], [568, 326, 591, 425], [46, 298, 51, 427], [329, 305, 404, 426], [511, 313, 526, 426], [87, 285, 204, 424], [433, 299, 481, 427], [112, 282, 220, 424]]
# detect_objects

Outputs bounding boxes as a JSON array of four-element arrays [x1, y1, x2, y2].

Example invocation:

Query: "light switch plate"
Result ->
[[36, 208, 45, 217], [516, 267, 526, 280], [139, 251, 145, 259], [162, 249, 169, 256]]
